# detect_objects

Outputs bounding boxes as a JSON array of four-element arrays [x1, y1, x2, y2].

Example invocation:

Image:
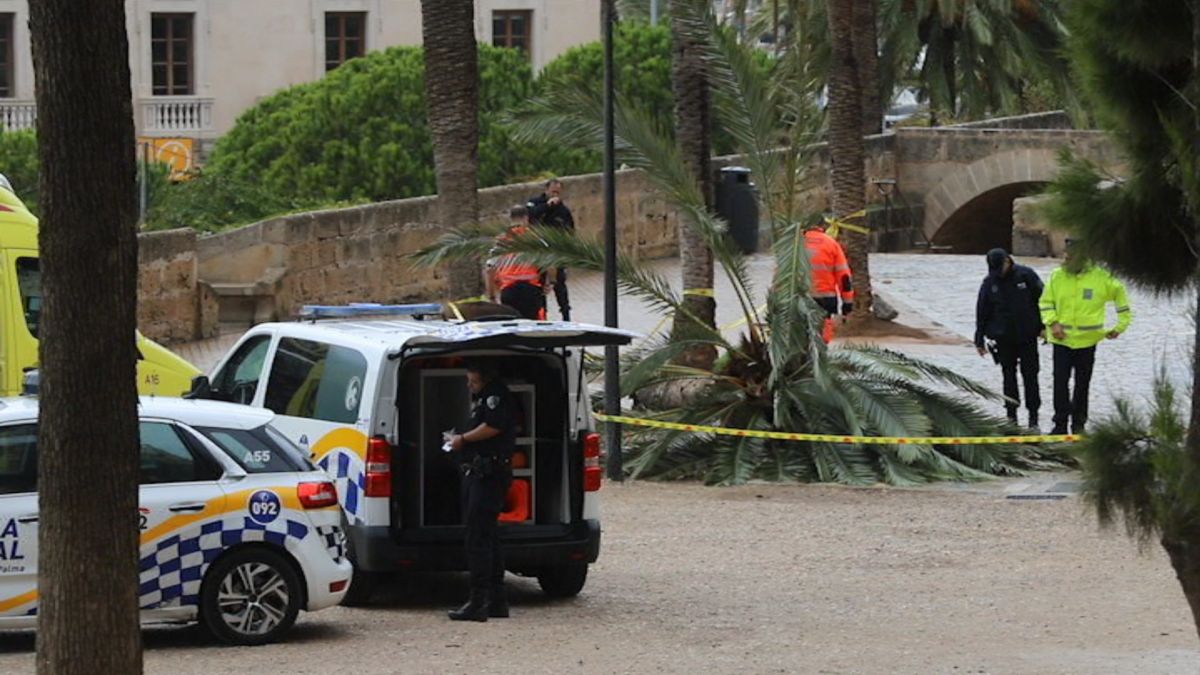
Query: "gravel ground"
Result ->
[[1, 481, 1196, 674]]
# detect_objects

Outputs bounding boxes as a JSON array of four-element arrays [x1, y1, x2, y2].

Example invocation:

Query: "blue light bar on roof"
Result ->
[[299, 303, 444, 319]]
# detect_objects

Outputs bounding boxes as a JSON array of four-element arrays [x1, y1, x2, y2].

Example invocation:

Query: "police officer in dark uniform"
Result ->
[[526, 179, 575, 321], [447, 362, 516, 621], [974, 248, 1045, 429]]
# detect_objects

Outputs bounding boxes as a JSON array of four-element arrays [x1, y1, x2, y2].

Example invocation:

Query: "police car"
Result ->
[[0, 397, 352, 645], [195, 304, 635, 605]]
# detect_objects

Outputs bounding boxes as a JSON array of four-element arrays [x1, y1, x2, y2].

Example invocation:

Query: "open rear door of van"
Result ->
[[398, 321, 637, 352]]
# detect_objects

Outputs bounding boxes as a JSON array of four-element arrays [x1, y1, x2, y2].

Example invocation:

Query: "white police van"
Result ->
[[0, 397, 352, 645], [197, 304, 634, 604]]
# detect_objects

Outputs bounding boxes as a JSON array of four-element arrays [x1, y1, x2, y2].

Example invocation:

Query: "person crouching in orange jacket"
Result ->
[[804, 219, 854, 343], [485, 206, 548, 321]]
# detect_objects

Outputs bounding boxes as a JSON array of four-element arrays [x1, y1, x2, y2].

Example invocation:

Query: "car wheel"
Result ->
[[339, 564, 380, 607], [200, 547, 302, 646], [537, 562, 588, 598]]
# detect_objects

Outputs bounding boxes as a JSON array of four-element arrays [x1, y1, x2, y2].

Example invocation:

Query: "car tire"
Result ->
[[339, 565, 380, 607], [536, 562, 588, 598], [199, 547, 303, 646]]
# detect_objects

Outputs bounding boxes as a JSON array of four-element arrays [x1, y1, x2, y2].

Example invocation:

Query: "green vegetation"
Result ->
[[129, 31, 678, 231], [206, 45, 539, 207], [0, 130, 40, 212], [416, 7, 1055, 485], [1041, 0, 1200, 638]]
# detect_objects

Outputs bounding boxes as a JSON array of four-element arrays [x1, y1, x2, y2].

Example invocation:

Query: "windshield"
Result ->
[[16, 257, 40, 338], [197, 423, 315, 473]]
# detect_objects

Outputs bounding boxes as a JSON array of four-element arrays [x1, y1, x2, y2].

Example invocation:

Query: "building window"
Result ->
[[325, 12, 366, 72], [492, 10, 532, 58], [0, 14, 13, 98], [151, 13, 193, 96]]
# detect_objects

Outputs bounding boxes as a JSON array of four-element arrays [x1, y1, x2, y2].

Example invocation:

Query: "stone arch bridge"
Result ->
[[853, 112, 1123, 254]]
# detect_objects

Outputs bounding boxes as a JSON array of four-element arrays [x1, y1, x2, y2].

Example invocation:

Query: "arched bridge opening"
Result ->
[[931, 181, 1047, 254]]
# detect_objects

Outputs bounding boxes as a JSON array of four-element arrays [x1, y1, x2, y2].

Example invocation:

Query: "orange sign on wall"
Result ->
[[137, 137, 195, 180]]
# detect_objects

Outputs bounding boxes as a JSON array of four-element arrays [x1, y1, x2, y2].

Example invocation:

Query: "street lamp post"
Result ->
[[602, 0, 622, 481]]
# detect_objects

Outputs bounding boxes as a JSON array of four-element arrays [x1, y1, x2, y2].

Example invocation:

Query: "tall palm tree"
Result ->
[[669, 0, 717, 369], [421, 0, 483, 299], [753, 0, 1070, 123], [30, 0, 143, 671], [826, 0, 873, 321], [853, 0, 883, 134], [415, 8, 1052, 485]]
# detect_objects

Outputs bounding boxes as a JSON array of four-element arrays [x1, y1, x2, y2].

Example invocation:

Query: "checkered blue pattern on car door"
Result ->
[[137, 515, 309, 610], [317, 450, 366, 523]]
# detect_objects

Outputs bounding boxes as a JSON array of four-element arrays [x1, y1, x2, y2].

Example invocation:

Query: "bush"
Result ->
[[206, 45, 542, 208], [0, 130, 41, 213], [144, 169, 318, 233], [531, 21, 674, 176]]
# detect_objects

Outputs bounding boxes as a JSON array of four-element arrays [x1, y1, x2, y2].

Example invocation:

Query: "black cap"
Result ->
[[986, 248, 1010, 272]]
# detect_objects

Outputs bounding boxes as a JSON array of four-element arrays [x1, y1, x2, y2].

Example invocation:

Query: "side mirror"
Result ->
[[20, 368, 39, 397], [183, 375, 212, 400]]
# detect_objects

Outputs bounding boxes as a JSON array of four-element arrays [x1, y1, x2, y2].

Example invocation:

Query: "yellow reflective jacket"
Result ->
[[1039, 264, 1132, 349]]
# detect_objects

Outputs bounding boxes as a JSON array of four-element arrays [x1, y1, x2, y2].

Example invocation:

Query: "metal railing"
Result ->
[[0, 100, 37, 131], [140, 96, 214, 135]]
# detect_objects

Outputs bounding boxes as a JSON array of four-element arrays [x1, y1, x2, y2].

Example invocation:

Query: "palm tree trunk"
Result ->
[[827, 0, 872, 321], [421, 0, 484, 299], [852, 0, 883, 135], [30, 0, 142, 672], [670, 0, 717, 369], [942, 27, 958, 122]]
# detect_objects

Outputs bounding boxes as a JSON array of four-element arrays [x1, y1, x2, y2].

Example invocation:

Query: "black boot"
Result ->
[[448, 590, 490, 622], [489, 585, 509, 618], [1027, 412, 1039, 433]]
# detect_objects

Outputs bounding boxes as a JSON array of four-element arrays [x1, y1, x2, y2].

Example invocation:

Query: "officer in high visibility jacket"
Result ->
[[486, 212, 547, 321], [1038, 240, 1132, 434], [805, 221, 854, 342]]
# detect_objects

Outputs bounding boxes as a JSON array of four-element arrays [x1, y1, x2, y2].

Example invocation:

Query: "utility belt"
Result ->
[[460, 453, 513, 477]]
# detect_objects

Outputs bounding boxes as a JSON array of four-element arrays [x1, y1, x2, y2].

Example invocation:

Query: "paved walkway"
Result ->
[[175, 252, 1192, 426]]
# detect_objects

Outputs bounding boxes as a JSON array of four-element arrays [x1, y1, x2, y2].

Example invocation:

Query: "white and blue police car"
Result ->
[[0, 397, 352, 645]]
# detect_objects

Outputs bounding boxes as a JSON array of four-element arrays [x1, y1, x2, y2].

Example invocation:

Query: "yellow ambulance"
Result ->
[[0, 176, 200, 396]]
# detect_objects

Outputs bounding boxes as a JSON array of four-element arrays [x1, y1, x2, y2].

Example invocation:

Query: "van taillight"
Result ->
[[583, 432, 602, 492], [298, 481, 339, 509], [365, 436, 392, 498]]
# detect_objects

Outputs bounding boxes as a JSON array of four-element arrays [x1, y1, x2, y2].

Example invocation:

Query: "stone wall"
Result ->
[[1012, 194, 1068, 257], [944, 111, 1074, 131], [133, 119, 1119, 343], [137, 229, 218, 343], [192, 169, 679, 326]]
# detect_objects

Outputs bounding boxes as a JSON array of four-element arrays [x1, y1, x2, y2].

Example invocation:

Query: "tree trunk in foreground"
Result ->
[[30, 0, 142, 672]]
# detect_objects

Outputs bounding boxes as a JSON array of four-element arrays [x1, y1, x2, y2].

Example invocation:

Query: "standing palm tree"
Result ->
[[753, 0, 1070, 123], [416, 10, 1048, 485], [853, 0, 883, 134], [421, 0, 483, 299], [669, 0, 717, 369], [826, 0, 873, 321], [30, 0, 142, 671]]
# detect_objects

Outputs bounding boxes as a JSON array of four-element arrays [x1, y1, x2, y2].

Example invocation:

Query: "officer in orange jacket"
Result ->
[[486, 207, 547, 320], [804, 220, 854, 342]]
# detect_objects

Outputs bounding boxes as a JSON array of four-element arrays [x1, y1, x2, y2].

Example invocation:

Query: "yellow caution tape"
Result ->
[[823, 214, 871, 239], [592, 413, 1079, 445], [720, 303, 769, 332], [683, 288, 716, 298]]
